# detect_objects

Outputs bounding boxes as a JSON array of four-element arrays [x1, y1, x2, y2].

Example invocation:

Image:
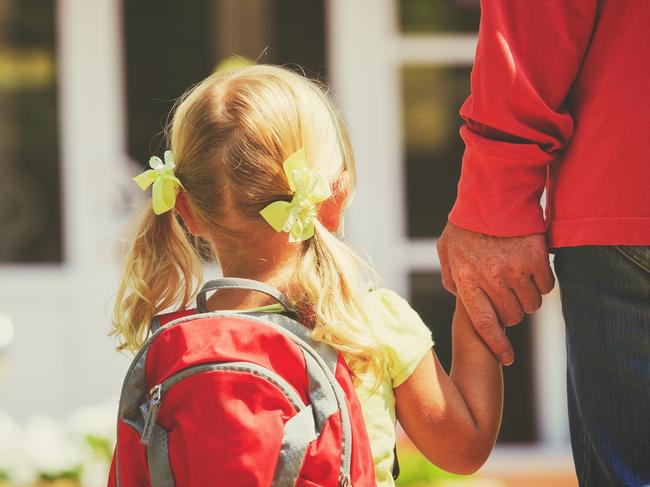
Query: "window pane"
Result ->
[[402, 66, 469, 238], [399, 0, 481, 33], [0, 0, 62, 263], [123, 0, 326, 168], [409, 272, 455, 370], [409, 272, 537, 443]]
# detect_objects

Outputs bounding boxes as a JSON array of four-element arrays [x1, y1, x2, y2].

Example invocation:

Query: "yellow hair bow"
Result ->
[[260, 148, 332, 243], [133, 150, 186, 215]]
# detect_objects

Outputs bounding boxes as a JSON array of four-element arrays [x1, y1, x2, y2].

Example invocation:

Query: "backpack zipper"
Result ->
[[140, 361, 305, 446], [140, 383, 162, 446]]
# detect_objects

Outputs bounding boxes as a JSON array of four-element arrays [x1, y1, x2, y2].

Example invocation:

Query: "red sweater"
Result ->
[[449, 0, 650, 247]]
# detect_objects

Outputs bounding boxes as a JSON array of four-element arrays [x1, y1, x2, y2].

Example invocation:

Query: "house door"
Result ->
[[327, 0, 570, 459], [0, 0, 129, 418]]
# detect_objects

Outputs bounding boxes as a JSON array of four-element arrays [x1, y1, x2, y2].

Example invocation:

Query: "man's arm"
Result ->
[[438, 0, 598, 364]]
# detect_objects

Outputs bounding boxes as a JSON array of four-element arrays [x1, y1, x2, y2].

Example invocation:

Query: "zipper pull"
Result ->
[[140, 384, 162, 446]]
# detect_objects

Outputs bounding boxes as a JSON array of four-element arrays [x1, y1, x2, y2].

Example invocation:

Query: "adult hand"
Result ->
[[437, 222, 555, 365]]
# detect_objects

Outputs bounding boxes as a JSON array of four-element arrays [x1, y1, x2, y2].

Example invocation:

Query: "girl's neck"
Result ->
[[204, 226, 302, 312], [205, 255, 299, 312]]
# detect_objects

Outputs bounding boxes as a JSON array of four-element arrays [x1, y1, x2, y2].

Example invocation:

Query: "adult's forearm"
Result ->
[[449, 0, 598, 236]]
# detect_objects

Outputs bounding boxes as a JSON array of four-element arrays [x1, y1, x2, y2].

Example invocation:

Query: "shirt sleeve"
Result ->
[[449, 0, 598, 237], [362, 289, 434, 388]]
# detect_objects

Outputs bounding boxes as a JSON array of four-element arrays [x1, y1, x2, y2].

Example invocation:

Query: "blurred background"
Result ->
[[0, 0, 576, 485]]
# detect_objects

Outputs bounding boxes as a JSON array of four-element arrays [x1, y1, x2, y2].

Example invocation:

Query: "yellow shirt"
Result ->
[[344, 288, 434, 486]]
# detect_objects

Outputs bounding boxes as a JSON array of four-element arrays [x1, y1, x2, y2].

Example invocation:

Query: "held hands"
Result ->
[[437, 222, 555, 365]]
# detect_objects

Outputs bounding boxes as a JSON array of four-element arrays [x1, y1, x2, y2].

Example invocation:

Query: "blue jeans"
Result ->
[[553, 246, 650, 487]]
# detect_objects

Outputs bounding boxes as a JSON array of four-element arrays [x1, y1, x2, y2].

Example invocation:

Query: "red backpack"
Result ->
[[108, 278, 376, 486]]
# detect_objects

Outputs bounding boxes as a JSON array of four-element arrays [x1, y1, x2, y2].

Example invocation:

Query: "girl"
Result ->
[[113, 64, 503, 485]]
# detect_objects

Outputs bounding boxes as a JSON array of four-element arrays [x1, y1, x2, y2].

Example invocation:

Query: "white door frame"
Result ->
[[0, 0, 130, 419], [326, 0, 570, 463]]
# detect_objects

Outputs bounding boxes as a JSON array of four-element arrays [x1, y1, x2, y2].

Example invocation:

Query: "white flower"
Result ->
[[0, 412, 35, 485], [23, 415, 84, 477], [67, 398, 118, 487], [0, 411, 21, 470], [67, 400, 117, 446], [80, 458, 110, 487], [0, 399, 118, 484]]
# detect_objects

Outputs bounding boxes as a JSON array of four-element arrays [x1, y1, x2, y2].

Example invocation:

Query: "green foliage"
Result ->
[[39, 466, 81, 481], [85, 434, 113, 462], [396, 448, 467, 486]]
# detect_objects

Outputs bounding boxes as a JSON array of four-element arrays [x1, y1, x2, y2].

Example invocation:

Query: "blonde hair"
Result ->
[[112, 65, 385, 386]]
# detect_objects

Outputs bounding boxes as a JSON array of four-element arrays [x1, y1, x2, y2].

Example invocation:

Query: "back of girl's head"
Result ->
[[171, 65, 355, 234], [113, 64, 383, 384]]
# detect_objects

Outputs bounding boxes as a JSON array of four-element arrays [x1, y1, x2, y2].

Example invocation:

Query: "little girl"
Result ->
[[112, 64, 503, 485]]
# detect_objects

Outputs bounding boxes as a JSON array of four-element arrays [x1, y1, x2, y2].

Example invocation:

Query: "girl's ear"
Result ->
[[319, 171, 350, 233], [175, 192, 204, 236]]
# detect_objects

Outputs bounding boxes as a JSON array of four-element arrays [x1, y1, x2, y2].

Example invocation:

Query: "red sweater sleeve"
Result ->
[[449, 0, 597, 236]]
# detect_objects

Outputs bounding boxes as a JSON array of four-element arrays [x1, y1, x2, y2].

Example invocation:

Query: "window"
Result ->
[[402, 65, 469, 238], [123, 0, 326, 168], [399, 0, 481, 33], [396, 0, 538, 443], [0, 0, 62, 263]]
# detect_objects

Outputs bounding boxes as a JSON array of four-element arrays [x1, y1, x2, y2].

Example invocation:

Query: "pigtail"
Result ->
[[290, 219, 386, 390], [111, 205, 203, 351]]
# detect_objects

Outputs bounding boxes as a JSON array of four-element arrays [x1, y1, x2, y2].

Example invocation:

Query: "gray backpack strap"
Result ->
[[147, 426, 175, 487], [150, 316, 162, 334], [196, 277, 300, 320]]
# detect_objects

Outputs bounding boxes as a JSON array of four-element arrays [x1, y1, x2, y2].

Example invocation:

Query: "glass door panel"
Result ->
[[0, 0, 61, 263]]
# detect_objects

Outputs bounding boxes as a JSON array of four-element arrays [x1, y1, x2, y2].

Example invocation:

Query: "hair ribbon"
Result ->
[[260, 148, 332, 243], [133, 150, 186, 215]]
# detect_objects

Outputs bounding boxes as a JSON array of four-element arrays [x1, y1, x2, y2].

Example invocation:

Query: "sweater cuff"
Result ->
[[449, 125, 550, 237]]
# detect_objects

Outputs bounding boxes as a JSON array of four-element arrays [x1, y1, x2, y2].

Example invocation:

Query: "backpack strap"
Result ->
[[150, 277, 300, 334], [392, 445, 400, 480], [196, 277, 300, 320]]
